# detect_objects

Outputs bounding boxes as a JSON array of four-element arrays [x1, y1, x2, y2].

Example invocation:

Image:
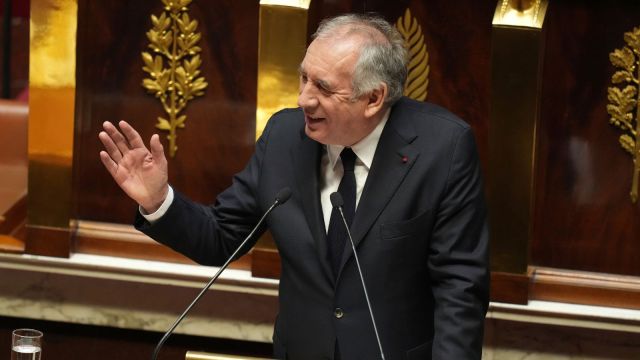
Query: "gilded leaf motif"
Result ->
[[191, 78, 207, 95], [185, 55, 201, 72], [177, 13, 197, 34], [623, 27, 640, 51], [176, 115, 187, 128], [396, 8, 429, 101], [141, 52, 154, 73], [141, 0, 207, 157], [620, 134, 636, 155], [610, 48, 634, 71], [163, 0, 192, 11], [156, 117, 171, 130], [151, 12, 170, 32], [612, 70, 633, 84], [607, 86, 636, 131], [608, 25, 640, 203]]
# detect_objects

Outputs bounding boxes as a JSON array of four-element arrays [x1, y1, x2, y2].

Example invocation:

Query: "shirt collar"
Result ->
[[326, 108, 391, 170]]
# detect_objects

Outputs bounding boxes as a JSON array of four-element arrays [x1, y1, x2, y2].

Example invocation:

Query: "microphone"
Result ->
[[151, 187, 292, 360], [330, 192, 386, 360]]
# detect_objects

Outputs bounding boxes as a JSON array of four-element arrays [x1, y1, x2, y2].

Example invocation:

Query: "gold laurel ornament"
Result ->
[[396, 8, 430, 101], [141, 0, 208, 157], [607, 26, 640, 202]]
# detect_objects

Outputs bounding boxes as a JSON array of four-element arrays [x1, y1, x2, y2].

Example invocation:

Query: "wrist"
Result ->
[[142, 185, 169, 214]]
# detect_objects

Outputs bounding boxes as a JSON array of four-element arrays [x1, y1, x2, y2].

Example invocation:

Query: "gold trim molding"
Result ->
[[259, 0, 310, 7], [488, 0, 548, 274], [141, 0, 208, 158], [493, 0, 548, 29], [607, 26, 640, 203], [28, 0, 77, 233]]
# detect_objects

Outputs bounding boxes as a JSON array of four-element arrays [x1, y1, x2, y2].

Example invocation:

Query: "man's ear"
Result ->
[[364, 83, 388, 118]]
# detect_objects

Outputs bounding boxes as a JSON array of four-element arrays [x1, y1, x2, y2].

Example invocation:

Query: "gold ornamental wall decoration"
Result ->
[[607, 26, 640, 203], [396, 8, 430, 101], [494, 0, 546, 28], [141, 0, 208, 157]]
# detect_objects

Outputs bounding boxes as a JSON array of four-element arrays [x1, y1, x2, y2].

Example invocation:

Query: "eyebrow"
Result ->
[[298, 65, 335, 92], [316, 79, 334, 92]]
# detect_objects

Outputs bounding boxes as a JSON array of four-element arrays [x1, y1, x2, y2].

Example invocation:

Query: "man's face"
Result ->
[[297, 35, 380, 146]]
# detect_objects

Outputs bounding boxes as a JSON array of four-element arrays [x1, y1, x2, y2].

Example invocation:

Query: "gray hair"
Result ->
[[313, 13, 408, 105]]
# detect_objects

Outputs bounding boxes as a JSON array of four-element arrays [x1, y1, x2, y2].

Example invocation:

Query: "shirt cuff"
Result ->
[[139, 186, 174, 223]]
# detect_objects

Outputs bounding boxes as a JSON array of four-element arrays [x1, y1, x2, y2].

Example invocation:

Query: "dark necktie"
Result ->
[[327, 147, 357, 278]]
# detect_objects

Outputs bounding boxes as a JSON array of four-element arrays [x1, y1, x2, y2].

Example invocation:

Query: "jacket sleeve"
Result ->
[[134, 116, 277, 266], [428, 126, 490, 359]]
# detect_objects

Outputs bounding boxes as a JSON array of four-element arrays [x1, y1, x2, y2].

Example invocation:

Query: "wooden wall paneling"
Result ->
[[530, 267, 640, 310], [532, 1, 640, 276], [361, 0, 494, 165], [251, 246, 281, 279], [73, 0, 259, 224], [0, 97, 28, 243], [0, 13, 29, 98], [0, 195, 26, 235], [491, 271, 529, 305], [73, 220, 252, 269], [72, 0, 260, 264], [306, 0, 363, 38]]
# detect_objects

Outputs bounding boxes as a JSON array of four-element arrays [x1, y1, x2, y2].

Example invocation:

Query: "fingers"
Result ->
[[99, 150, 118, 177], [99, 125, 123, 163], [99, 120, 164, 171], [102, 121, 132, 156], [118, 120, 146, 149], [149, 133, 166, 162]]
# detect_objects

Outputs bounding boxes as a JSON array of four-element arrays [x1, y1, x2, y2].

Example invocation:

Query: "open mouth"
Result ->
[[305, 115, 325, 124]]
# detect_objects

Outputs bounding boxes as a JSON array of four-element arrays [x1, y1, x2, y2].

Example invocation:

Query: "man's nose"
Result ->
[[298, 83, 319, 110]]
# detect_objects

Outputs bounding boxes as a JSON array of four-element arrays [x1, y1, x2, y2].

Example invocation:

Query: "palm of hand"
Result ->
[[99, 121, 169, 213], [115, 147, 167, 209]]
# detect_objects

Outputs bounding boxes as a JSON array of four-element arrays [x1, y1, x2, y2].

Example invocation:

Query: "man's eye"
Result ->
[[300, 75, 308, 83], [318, 85, 333, 95]]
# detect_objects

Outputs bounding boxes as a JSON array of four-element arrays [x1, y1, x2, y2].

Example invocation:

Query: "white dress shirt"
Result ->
[[142, 109, 391, 231], [319, 110, 389, 232]]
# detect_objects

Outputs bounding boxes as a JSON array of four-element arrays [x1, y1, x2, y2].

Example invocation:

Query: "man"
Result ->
[[99, 13, 489, 360]]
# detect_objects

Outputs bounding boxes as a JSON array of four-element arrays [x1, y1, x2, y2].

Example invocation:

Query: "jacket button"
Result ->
[[334, 308, 344, 319]]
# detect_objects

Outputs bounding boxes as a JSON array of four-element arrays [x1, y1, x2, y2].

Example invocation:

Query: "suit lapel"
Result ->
[[338, 106, 419, 277], [291, 130, 334, 283]]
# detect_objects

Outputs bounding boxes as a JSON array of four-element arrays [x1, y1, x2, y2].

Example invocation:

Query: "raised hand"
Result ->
[[98, 120, 169, 213]]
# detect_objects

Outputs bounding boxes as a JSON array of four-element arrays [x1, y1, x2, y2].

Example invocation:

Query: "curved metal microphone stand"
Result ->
[[151, 188, 291, 360]]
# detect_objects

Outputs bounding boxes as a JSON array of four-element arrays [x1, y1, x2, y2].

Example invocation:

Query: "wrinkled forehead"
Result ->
[[302, 35, 362, 75], [308, 33, 363, 57]]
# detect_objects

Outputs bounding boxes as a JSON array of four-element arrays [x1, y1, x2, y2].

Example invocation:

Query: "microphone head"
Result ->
[[275, 187, 292, 205], [330, 192, 343, 208]]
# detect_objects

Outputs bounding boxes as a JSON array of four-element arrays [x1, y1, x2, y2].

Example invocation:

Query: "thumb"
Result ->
[[149, 134, 166, 161]]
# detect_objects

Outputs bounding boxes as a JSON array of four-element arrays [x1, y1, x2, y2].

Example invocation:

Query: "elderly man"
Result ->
[[99, 13, 489, 360]]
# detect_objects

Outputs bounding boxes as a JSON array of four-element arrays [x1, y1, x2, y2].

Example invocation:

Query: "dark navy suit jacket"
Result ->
[[136, 97, 490, 359]]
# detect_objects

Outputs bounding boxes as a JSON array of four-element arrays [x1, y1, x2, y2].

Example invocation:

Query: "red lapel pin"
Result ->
[[401, 155, 408, 163]]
